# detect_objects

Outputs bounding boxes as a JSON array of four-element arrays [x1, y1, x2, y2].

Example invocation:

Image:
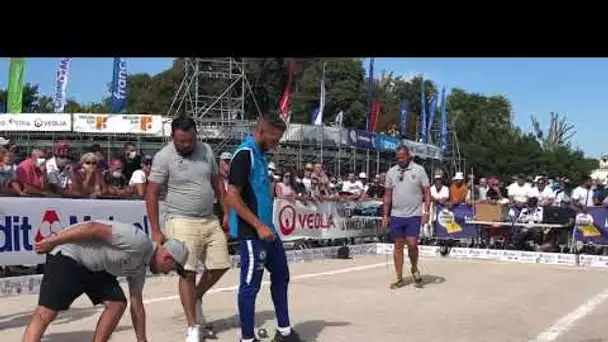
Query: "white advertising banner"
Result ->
[[72, 113, 165, 135], [273, 199, 384, 241], [0, 114, 72, 132], [0, 197, 153, 266]]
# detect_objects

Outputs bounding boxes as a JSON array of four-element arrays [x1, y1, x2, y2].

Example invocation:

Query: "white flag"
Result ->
[[313, 61, 326, 126]]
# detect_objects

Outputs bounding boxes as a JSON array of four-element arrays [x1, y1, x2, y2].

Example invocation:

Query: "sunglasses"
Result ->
[[398, 168, 406, 182]]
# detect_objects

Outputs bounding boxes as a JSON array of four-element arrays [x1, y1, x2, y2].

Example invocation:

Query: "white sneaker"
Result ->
[[186, 325, 200, 342], [195, 299, 204, 325]]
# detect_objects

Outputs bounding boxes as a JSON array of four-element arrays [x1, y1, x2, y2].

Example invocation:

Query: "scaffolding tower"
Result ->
[[167, 58, 247, 124]]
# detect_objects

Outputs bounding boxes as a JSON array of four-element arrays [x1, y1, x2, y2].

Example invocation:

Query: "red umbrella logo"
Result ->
[[34, 210, 61, 243]]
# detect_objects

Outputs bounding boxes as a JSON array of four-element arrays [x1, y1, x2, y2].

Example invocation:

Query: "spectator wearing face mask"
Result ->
[[106, 158, 131, 197], [17, 149, 50, 196], [71, 152, 104, 198], [46, 141, 73, 196], [129, 155, 154, 197], [119, 142, 141, 180], [0, 148, 25, 196]]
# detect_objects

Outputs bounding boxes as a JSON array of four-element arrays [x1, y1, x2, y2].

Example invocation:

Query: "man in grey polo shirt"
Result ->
[[382, 145, 431, 289], [22, 220, 188, 342], [145, 116, 230, 342]]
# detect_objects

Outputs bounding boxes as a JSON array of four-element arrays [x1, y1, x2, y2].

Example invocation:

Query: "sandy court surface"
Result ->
[[2, 254, 608, 342]]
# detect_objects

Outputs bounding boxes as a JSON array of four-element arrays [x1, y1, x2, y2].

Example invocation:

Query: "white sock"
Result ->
[[242, 339, 254, 342], [277, 326, 291, 336]]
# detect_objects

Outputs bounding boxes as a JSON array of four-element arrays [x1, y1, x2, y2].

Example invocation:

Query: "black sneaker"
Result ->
[[390, 278, 406, 289], [271, 329, 303, 342]]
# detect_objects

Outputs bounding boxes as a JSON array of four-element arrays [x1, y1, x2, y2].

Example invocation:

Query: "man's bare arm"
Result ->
[[45, 222, 112, 246], [145, 182, 162, 234], [211, 174, 227, 213], [130, 293, 147, 342]]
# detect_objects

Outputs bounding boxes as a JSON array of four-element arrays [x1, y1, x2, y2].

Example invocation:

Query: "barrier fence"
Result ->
[[433, 204, 608, 245], [0, 197, 386, 267]]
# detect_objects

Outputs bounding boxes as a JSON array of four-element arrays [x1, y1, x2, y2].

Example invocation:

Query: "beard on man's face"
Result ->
[[176, 147, 194, 157]]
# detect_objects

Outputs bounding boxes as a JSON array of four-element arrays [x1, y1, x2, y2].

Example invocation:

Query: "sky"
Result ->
[[0, 57, 605, 158]]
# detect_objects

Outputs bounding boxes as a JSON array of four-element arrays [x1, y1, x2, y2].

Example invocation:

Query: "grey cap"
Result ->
[[163, 238, 189, 277], [220, 151, 232, 160]]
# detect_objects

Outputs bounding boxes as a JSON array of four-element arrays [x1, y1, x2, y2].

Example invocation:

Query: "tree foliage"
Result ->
[[0, 58, 597, 181]]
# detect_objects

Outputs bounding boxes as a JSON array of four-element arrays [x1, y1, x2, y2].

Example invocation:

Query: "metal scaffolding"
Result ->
[[167, 58, 247, 124]]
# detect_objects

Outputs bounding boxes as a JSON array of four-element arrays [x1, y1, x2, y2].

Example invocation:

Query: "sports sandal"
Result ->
[[390, 278, 406, 289]]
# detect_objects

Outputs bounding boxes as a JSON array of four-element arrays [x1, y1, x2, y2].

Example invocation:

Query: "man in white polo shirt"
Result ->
[[508, 174, 532, 208]]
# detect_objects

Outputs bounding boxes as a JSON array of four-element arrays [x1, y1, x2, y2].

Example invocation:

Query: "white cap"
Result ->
[[220, 151, 232, 160], [0, 137, 10, 146], [453, 172, 465, 181], [268, 162, 276, 171], [359, 172, 367, 179]]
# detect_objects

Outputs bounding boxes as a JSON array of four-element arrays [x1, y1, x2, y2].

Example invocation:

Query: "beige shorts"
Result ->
[[165, 216, 230, 272]]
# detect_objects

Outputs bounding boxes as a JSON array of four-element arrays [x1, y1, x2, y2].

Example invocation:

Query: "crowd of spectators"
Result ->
[[0, 138, 154, 199], [2, 134, 608, 276], [429, 170, 608, 252]]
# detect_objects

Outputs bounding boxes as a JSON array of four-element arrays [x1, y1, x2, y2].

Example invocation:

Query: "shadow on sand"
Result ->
[[42, 326, 131, 342], [398, 274, 447, 288], [0, 306, 103, 331]]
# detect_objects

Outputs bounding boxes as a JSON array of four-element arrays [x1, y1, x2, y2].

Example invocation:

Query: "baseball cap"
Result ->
[[0, 137, 10, 146], [220, 151, 232, 160], [142, 154, 153, 164], [162, 238, 189, 277]]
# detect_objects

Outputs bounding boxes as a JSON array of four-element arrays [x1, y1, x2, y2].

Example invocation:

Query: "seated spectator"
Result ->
[[449, 172, 468, 207], [90, 144, 108, 172], [0, 148, 25, 196], [129, 155, 153, 197], [366, 174, 385, 200], [312, 163, 329, 185], [571, 176, 595, 210], [341, 172, 365, 199], [508, 174, 532, 208], [275, 170, 298, 200], [45, 141, 71, 175], [46, 141, 73, 196], [431, 175, 450, 205], [105, 158, 131, 197], [219, 152, 232, 189], [517, 197, 544, 223], [70, 152, 104, 198], [529, 177, 555, 206], [119, 141, 141, 180], [329, 176, 340, 193], [16, 150, 50, 196], [486, 177, 508, 202]]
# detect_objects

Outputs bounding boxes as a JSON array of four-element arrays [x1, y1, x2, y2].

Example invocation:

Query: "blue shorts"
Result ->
[[390, 216, 422, 238]]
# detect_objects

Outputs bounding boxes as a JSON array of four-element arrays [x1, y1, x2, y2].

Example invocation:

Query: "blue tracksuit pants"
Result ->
[[238, 238, 291, 339]]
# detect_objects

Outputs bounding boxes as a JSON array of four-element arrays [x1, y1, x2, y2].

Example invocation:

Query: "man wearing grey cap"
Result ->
[[22, 220, 188, 342]]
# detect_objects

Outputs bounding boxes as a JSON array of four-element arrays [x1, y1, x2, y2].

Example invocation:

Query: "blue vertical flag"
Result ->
[[111, 57, 128, 114], [399, 100, 408, 137], [420, 77, 427, 143], [440, 87, 448, 152], [366, 58, 375, 131], [427, 95, 438, 143]]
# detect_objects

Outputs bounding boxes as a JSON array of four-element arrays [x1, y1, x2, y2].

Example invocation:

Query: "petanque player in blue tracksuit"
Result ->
[[226, 113, 303, 342]]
